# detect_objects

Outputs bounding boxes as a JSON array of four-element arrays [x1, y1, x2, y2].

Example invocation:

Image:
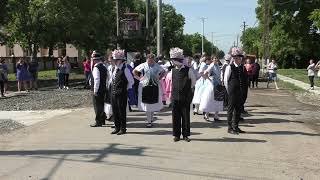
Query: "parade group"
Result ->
[[89, 46, 259, 142]]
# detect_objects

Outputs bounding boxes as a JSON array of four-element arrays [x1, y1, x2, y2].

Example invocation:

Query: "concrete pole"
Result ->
[[200, 18, 206, 55], [146, 0, 150, 47], [116, 0, 120, 49], [157, 0, 163, 56]]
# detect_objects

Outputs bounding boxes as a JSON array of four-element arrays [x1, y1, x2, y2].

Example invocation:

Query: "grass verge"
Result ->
[[278, 69, 320, 87], [8, 68, 84, 81]]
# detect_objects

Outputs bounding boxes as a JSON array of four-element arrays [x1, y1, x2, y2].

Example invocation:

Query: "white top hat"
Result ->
[[231, 47, 244, 57], [112, 49, 126, 60], [224, 54, 232, 61], [169, 47, 184, 60]]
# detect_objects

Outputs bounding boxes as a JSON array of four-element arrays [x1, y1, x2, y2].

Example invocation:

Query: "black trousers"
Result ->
[[172, 100, 190, 137], [252, 74, 259, 87], [227, 94, 241, 129], [111, 93, 128, 131], [309, 76, 314, 87], [240, 90, 248, 113], [0, 80, 4, 95], [64, 73, 69, 86], [93, 94, 105, 125]]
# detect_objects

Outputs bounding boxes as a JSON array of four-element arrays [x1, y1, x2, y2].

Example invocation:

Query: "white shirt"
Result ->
[[198, 62, 208, 74], [191, 60, 199, 71], [163, 61, 174, 72], [224, 62, 239, 94], [268, 62, 278, 74], [111, 63, 134, 90], [174, 65, 197, 88], [92, 62, 108, 94], [307, 63, 315, 76]]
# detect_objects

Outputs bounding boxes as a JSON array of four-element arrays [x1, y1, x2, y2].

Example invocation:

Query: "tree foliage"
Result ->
[[1, 0, 223, 58], [243, 0, 320, 68]]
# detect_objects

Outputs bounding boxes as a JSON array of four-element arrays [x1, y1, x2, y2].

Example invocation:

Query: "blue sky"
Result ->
[[162, 0, 258, 53]]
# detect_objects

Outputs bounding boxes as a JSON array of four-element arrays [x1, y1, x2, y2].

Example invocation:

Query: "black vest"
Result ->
[[171, 67, 192, 102], [91, 63, 107, 95], [111, 65, 128, 96], [228, 64, 246, 95]]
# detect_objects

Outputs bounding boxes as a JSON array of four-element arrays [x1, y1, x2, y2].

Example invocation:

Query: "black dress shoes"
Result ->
[[173, 137, 180, 142], [117, 130, 126, 135], [183, 137, 191, 142], [111, 129, 120, 134], [90, 123, 102, 127], [228, 128, 239, 135], [235, 127, 246, 133]]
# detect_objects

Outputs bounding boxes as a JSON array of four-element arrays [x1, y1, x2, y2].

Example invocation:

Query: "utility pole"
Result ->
[[241, 21, 248, 47], [146, 0, 150, 49], [211, 32, 214, 55], [116, 0, 120, 49], [263, 0, 270, 65], [236, 34, 239, 47], [157, 0, 163, 56], [200, 17, 207, 55]]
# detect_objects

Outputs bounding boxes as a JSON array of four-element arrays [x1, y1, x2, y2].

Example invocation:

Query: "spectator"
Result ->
[[16, 58, 30, 92], [57, 58, 66, 89], [63, 56, 71, 89], [307, 59, 316, 90], [28, 58, 39, 90], [0, 59, 8, 93], [315, 60, 320, 80], [0, 62, 5, 97], [267, 59, 279, 89], [244, 59, 254, 88], [83, 57, 91, 89], [252, 59, 261, 88]]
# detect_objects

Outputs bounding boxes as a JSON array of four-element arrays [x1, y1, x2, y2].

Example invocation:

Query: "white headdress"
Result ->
[[169, 47, 184, 60], [112, 49, 126, 60], [224, 54, 232, 61], [231, 47, 244, 57]]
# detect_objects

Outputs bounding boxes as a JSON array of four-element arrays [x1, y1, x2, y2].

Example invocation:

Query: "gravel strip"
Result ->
[[0, 119, 26, 134], [0, 86, 92, 111]]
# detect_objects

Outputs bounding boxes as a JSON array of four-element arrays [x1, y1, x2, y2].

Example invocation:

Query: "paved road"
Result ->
[[0, 85, 320, 180]]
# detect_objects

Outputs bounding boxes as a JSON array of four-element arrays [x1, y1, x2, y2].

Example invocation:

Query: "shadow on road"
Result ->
[[247, 118, 304, 124], [127, 130, 201, 136], [246, 131, 320, 136], [192, 137, 267, 143]]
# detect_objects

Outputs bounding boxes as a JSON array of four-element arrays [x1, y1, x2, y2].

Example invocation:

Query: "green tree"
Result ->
[[255, 0, 320, 68], [241, 27, 262, 57], [309, 9, 320, 29]]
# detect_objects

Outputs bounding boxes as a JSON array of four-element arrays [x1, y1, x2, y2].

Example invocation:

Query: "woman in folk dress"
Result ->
[[199, 56, 224, 121], [192, 56, 212, 115], [133, 54, 166, 128]]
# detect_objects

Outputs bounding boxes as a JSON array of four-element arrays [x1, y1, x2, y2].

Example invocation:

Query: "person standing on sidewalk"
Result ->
[[267, 59, 279, 89], [307, 59, 316, 90], [0, 59, 8, 94], [90, 52, 108, 127], [57, 58, 66, 89], [0, 63, 5, 97], [28, 58, 39, 90], [110, 49, 134, 135], [170, 47, 196, 142], [133, 53, 165, 128], [16, 58, 30, 92], [252, 59, 261, 88], [63, 56, 71, 89], [83, 57, 91, 89], [224, 47, 246, 134]]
